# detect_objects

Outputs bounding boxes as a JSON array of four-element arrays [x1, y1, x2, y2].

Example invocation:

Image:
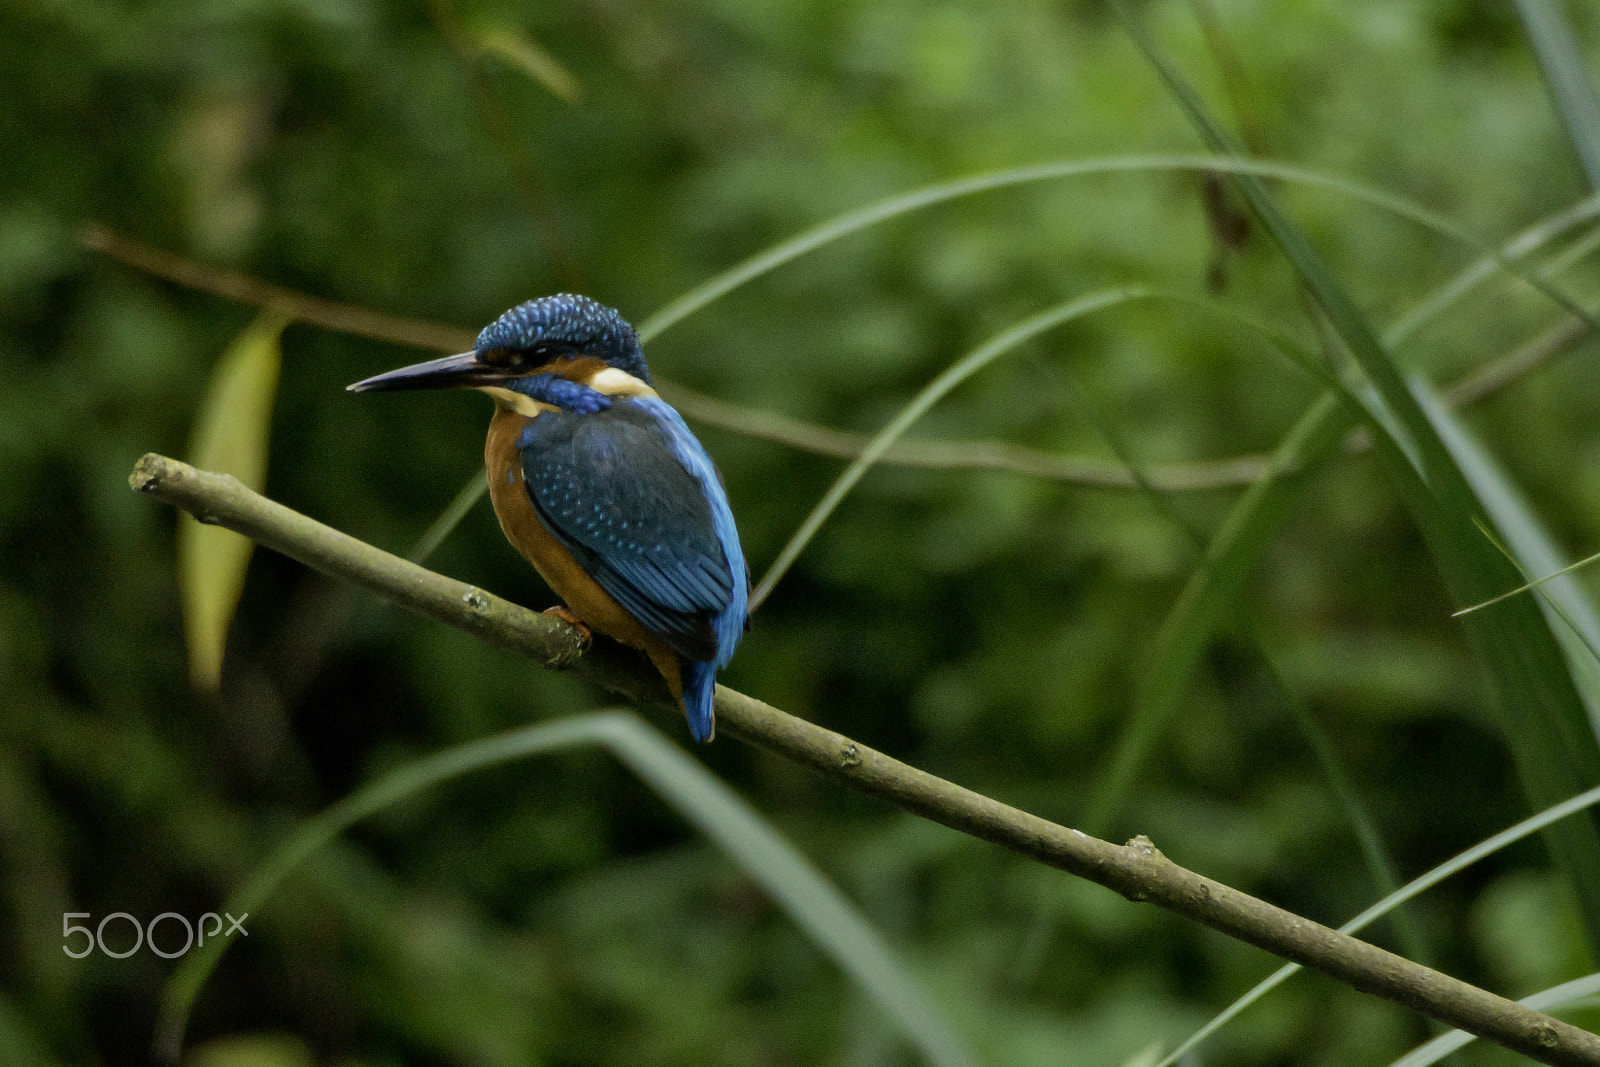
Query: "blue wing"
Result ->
[[517, 397, 745, 665]]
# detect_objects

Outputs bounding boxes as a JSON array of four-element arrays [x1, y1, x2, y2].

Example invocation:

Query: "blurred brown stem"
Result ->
[[426, 0, 581, 289], [130, 451, 1600, 1067], [78, 222, 475, 351], [85, 225, 1597, 492]]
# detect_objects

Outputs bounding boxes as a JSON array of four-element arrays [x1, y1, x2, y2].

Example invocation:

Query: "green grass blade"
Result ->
[[1275, 680, 1430, 961], [407, 469, 488, 564], [1390, 971, 1600, 1066], [156, 715, 621, 1057], [1159, 782, 1600, 1066], [596, 717, 976, 1067], [1514, 0, 1600, 191], [1020, 310, 1430, 970], [419, 167, 1600, 566], [1417, 382, 1600, 740], [638, 155, 1597, 345], [472, 23, 582, 104], [750, 287, 1148, 611], [1085, 197, 1600, 835], [1106, 0, 1600, 952], [156, 712, 973, 1067], [1081, 393, 1350, 836], [1454, 543, 1600, 619], [1385, 195, 1600, 345], [1081, 289, 1443, 838]]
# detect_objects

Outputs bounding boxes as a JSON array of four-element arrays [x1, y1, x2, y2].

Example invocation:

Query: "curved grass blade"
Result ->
[[1084, 199, 1600, 837], [1083, 218, 1600, 1040], [600, 717, 974, 1067], [179, 310, 288, 690], [1390, 971, 1600, 1067], [1385, 195, 1600, 345], [154, 712, 973, 1067], [1514, 0, 1600, 191], [661, 378, 1276, 490], [1079, 392, 1351, 837], [1454, 545, 1600, 620], [749, 287, 1148, 611], [1419, 382, 1600, 740], [1158, 782, 1600, 1066], [1105, 0, 1600, 951], [638, 155, 1596, 345], [1474, 518, 1600, 697], [418, 162, 1600, 567], [406, 469, 488, 564], [1013, 306, 1430, 975]]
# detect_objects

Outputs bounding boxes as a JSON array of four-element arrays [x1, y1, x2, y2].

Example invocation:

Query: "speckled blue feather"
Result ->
[[477, 294, 651, 384], [516, 395, 747, 742]]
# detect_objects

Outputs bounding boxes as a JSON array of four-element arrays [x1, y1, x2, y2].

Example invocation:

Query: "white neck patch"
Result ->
[[587, 366, 658, 398]]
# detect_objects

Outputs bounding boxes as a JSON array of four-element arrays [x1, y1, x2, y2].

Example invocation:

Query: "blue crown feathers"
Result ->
[[475, 294, 651, 385]]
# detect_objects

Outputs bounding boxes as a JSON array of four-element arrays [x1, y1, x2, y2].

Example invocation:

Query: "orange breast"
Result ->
[[484, 407, 684, 703]]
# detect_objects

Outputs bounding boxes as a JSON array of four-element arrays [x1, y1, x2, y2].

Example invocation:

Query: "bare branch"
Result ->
[[85, 226, 1598, 493], [71, 227, 1295, 491], [661, 380, 1273, 491], [78, 223, 479, 352], [130, 451, 1600, 1067]]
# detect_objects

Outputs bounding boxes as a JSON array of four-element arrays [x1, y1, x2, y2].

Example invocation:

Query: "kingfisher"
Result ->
[[348, 294, 748, 742]]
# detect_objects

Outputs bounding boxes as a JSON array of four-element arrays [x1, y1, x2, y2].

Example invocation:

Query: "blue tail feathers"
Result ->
[[682, 658, 718, 742]]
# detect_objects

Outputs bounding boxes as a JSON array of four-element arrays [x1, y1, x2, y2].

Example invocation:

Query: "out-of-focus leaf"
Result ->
[[0, 995, 56, 1067], [179, 311, 287, 691], [1513, 0, 1600, 191], [158, 712, 973, 1067], [474, 24, 581, 103], [186, 1034, 315, 1067]]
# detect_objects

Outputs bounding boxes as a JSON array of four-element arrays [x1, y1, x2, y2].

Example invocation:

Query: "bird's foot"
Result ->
[[542, 606, 593, 644]]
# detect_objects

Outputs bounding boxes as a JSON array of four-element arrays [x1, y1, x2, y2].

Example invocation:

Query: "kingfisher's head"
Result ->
[[347, 294, 651, 396]]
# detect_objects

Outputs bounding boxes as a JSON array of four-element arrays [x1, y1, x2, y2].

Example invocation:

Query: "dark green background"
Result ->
[[5, 0, 1600, 1063]]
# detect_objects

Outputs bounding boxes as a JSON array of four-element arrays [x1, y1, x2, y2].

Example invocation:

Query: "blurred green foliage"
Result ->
[[6, 0, 1600, 1064]]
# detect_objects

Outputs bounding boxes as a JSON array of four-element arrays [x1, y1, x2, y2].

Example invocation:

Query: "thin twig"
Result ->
[[1443, 306, 1595, 407], [84, 226, 1598, 491], [129, 452, 1600, 1067], [663, 380, 1272, 491], [78, 223, 476, 352]]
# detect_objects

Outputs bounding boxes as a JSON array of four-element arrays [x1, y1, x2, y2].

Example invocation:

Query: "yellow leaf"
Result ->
[[474, 25, 582, 103], [179, 310, 287, 691]]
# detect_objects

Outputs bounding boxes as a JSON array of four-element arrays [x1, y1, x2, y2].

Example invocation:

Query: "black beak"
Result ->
[[346, 351, 496, 393]]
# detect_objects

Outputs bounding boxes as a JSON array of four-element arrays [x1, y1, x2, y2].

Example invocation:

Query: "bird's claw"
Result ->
[[542, 606, 593, 644]]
